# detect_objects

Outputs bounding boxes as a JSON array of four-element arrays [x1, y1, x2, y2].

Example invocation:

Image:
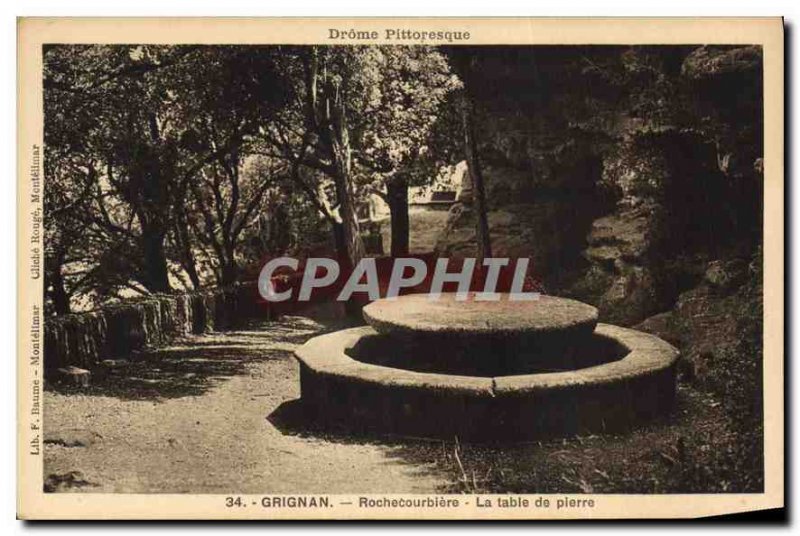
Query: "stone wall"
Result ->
[[44, 283, 267, 375]]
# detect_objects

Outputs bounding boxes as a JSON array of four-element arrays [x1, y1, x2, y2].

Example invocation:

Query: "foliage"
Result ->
[[354, 46, 462, 192], [43, 45, 289, 309], [44, 44, 464, 313]]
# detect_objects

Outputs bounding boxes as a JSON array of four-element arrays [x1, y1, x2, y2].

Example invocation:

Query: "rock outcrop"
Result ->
[[434, 48, 764, 484], [437, 45, 763, 327]]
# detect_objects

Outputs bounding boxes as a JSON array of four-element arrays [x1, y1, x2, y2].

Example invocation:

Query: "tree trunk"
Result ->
[[461, 91, 493, 262], [308, 47, 365, 270], [47, 255, 71, 315], [174, 211, 201, 289], [335, 182, 363, 268], [220, 243, 238, 287], [141, 227, 172, 293], [331, 220, 347, 259], [330, 219, 362, 317], [182, 251, 201, 290], [386, 177, 410, 257], [329, 133, 365, 270], [220, 264, 238, 287]]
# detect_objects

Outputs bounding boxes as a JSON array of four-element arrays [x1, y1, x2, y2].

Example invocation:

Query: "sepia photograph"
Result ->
[[16, 17, 784, 520]]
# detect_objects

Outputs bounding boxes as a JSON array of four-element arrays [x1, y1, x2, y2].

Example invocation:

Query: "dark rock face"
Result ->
[[682, 45, 763, 81], [634, 250, 763, 435], [437, 47, 620, 286], [569, 206, 663, 325], [435, 46, 763, 482], [437, 45, 763, 326], [437, 200, 600, 276]]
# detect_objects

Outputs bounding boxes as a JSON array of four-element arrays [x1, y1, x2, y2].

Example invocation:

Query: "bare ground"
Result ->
[[44, 314, 761, 494], [44, 316, 448, 494]]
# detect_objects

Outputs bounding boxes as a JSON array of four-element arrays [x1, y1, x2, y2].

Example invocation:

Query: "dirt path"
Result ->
[[44, 316, 449, 494]]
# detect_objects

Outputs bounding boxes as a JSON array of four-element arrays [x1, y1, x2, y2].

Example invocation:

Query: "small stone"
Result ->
[[55, 366, 91, 387], [634, 312, 679, 346], [44, 428, 101, 448], [704, 259, 747, 290], [44, 471, 96, 492]]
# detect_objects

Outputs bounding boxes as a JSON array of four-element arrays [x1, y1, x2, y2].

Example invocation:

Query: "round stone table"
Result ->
[[361, 293, 599, 375]]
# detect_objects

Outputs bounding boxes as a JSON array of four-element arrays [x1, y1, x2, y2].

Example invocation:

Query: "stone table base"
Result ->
[[294, 324, 679, 440]]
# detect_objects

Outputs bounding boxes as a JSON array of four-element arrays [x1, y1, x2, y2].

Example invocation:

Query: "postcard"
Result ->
[[17, 17, 784, 520]]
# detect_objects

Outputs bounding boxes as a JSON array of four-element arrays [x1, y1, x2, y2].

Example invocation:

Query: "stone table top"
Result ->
[[362, 293, 598, 339]]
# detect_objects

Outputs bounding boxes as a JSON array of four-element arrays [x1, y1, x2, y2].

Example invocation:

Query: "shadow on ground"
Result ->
[[46, 316, 343, 401], [269, 384, 763, 494], [267, 398, 456, 492]]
